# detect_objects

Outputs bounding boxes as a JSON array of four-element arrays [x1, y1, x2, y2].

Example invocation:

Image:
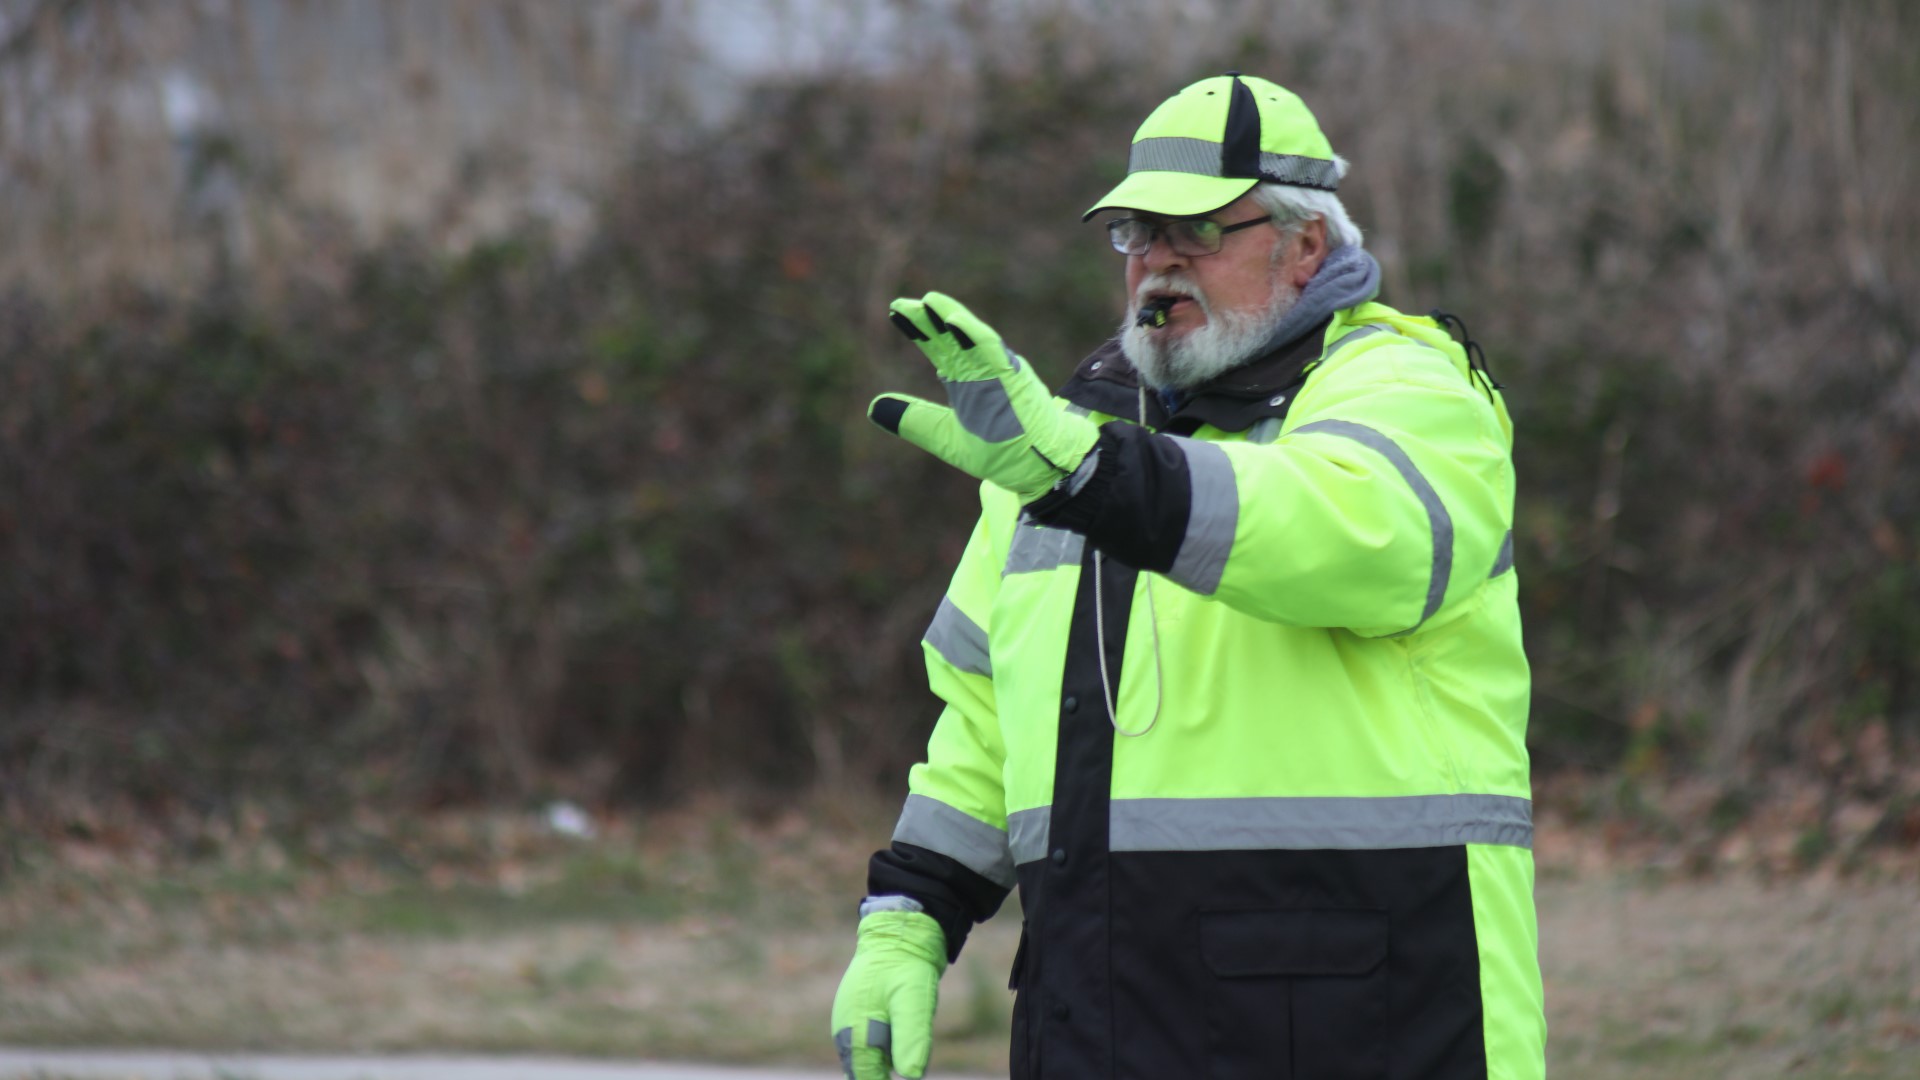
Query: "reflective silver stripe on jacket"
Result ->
[[1112, 794, 1532, 851], [893, 793, 1016, 889], [1008, 805, 1053, 866], [923, 596, 992, 677], [1128, 137, 1343, 189], [1324, 322, 1447, 358], [1163, 437, 1239, 596], [1004, 522, 1086, 576], [1007, 794, 1531, 864], [1288, 418, 1454, 634], [1490, 529, 1514, 578], [1322, 323, 1388, 354]]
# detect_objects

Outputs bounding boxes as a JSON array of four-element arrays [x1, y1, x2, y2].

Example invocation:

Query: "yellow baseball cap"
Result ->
[[1083, 72, 1340, 221]]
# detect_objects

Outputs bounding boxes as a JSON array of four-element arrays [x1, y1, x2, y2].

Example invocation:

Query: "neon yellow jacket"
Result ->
[[876, 301, 1545, 1079]]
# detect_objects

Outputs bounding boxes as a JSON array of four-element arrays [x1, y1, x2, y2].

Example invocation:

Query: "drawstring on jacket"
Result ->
[[1430, 308, 1502, 402], [1090, 383, 1166, 739]]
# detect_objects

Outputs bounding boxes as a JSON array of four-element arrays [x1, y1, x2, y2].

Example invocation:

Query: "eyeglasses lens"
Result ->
[[1107, 219, 1223, 256], [1170, 220, 1222, 254], [1107, 220, 1149, 255]]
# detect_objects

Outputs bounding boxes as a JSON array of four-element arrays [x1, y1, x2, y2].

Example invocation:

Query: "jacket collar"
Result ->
[[1056, 315, 1333, 435]]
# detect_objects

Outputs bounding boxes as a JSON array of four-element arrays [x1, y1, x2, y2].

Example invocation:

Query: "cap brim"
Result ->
[[1081, 172, 1258, 222]]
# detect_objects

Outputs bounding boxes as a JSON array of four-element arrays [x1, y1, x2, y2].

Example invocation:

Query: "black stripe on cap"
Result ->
[[1220, 74, 1264, 180]]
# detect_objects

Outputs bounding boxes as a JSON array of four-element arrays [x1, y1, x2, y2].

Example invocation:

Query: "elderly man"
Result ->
[[832, 73, 1544, 1079]]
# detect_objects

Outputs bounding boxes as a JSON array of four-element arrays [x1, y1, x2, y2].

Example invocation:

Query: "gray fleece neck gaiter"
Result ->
[[1255, 243, 1382, 359]]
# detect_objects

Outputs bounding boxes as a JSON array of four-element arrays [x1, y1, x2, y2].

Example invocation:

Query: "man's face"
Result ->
[[1119, 191, 1327, 390], [1123, 191, 1287, 338]]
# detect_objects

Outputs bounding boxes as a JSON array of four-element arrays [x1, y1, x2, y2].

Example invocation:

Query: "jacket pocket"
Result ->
[[1199, 907, 1390, 1080]]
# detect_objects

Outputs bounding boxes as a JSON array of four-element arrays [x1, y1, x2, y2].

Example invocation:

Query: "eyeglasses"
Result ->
[[1106, 214, 1273, 257]]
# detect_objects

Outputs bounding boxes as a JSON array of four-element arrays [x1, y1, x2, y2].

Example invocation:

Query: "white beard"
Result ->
[[1119, 271, 1300, 391]]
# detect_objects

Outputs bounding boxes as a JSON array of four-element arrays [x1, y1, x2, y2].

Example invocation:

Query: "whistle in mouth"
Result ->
[[1135, 296, 1176, 328]]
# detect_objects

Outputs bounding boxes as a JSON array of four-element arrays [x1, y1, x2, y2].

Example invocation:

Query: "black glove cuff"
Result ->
[[1021, 423, 1192, 574], [1024, 424, 1125, 527]]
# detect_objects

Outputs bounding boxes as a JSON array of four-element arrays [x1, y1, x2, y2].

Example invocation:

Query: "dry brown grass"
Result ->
[[1538, 873, 1920, 1078], [2, 801, 1916, 1078]]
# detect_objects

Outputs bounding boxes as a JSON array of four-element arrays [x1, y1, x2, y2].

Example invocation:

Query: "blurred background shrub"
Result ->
[[1, 0, 1914, 829]]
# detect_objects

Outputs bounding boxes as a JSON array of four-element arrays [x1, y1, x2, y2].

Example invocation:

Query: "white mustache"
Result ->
[[1132, 272, 1210, 315]]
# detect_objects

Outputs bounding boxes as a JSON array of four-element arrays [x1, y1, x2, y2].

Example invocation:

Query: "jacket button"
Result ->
[[1051, 1002, 1071, 1021], [1063, 694, 1079, 714], [1050, 848, 1068, 867]]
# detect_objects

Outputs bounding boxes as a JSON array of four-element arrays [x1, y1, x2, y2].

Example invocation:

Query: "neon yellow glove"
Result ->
[[870, 291, 1101, 503], [830, 904, 949, 1080]]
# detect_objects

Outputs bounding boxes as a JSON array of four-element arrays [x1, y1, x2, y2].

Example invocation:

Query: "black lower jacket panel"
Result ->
[[1011, 845, 1489, 1080]]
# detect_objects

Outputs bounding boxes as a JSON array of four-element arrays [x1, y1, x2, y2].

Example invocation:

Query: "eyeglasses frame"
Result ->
[[1106, 213, 1275, 257]]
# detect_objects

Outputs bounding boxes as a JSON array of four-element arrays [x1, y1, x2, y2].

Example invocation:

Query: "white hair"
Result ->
[[1250, 155, 1364, 249]]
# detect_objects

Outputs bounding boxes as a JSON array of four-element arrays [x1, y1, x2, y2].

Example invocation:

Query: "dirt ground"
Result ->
[[1, 805, 1915, 1078], [1534, 872, 1919, 1077]]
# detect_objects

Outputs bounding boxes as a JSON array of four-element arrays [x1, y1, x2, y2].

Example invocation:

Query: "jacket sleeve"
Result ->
[[1026, 339, 1513, 637], [867, 490, 1016, 960]]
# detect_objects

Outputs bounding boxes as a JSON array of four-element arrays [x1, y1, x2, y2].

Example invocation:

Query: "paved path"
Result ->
[[0, 1048, 999, 1080]]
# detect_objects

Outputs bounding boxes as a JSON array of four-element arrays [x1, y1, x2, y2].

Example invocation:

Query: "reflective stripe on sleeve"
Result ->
[[923, 596, 992, 677], [1289, 418, 1454, 633], [1164, 436, 1239, 596], [893, 793, 1016, 888], [1003, 522, 1086, 576], [944, 378, 1024, 442], [1490, 529, 1514, 578], [1111, 793, 1533, 851]]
